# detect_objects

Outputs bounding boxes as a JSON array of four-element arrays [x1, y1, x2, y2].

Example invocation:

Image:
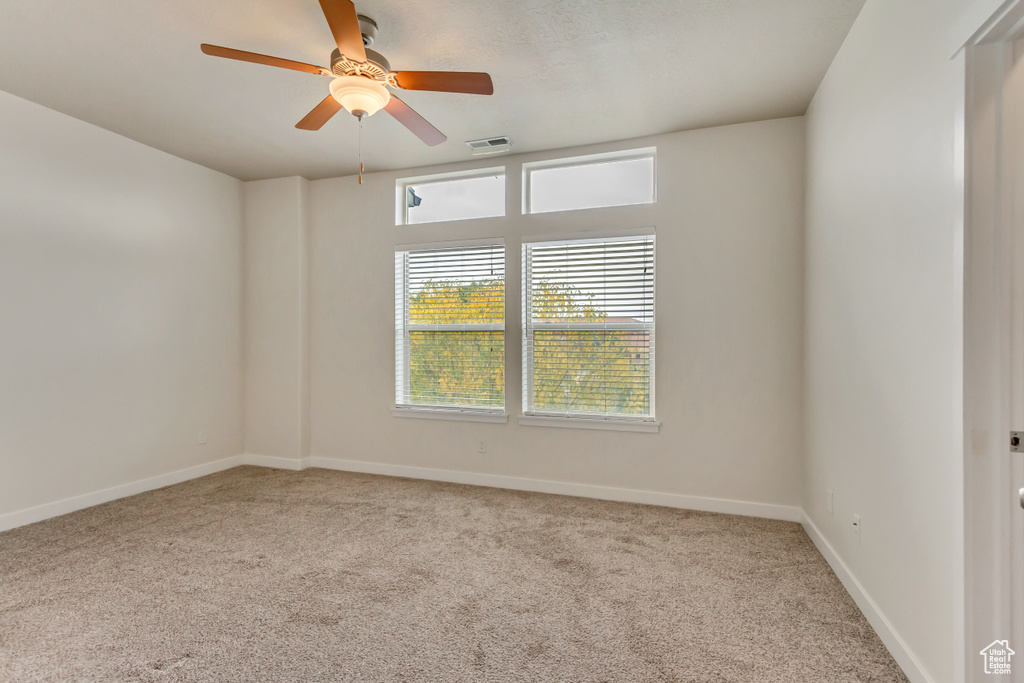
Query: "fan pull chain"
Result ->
[[357, 114, 364, 185]]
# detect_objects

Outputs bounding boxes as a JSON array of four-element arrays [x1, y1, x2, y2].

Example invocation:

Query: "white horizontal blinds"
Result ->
[[395, 251, 408, 405], [523, 236, 655, 419], [396, 244, 505, 411]]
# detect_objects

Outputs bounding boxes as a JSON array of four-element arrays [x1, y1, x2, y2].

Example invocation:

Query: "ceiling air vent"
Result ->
[[466, 136, 511, 156]]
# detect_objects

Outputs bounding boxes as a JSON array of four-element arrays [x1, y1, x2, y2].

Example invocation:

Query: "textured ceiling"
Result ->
[[0, 0, 864, 181]]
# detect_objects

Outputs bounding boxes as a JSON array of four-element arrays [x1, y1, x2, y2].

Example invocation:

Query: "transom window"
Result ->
[[523, 150, 656, 215], [396, 168, 505, 226]]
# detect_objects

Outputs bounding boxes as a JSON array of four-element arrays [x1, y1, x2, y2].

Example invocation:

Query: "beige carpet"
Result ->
[[0, 466, 907, 682]]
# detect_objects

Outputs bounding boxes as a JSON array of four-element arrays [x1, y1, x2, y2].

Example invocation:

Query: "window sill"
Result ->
[[517, 415, 660, 433], [392, 407, 509, 424]]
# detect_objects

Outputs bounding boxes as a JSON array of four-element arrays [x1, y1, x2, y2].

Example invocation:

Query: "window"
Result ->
[[522, 234, 655, 422], [524, 150, 655, 215], [395, 242, 505, 414], [397, 168, 505, 225]]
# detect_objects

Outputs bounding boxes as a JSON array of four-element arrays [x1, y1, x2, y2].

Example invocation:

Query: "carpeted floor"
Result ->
[[0, 466, 907, 682]]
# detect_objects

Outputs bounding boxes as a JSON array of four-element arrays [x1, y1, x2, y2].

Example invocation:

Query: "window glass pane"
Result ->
[[532, 330, 650, 416], [404, 173, 505, 225], [528, 156, 654, 214], [523, 235, 654, 419], [409, 331, 504, 408], [396, 244, 505, 412]]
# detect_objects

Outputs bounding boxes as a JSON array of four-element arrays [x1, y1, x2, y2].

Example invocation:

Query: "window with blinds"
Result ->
[[522, 234, 655, 420], [395, 243, 505, 412]]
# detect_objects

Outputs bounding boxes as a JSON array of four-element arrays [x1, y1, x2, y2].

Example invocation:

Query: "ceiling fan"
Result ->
[[200, 0, 493, 147]]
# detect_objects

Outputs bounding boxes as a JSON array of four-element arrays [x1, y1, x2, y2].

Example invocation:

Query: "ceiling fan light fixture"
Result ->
[[200, 0, 491, 142], [329, 75, 390, 118]]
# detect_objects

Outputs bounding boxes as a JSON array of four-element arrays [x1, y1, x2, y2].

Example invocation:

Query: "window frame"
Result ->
[[395, 167, 506, 226], [522, 148, 657, 216], [394, 238, 508, 421], [520, 229, 657, 430]]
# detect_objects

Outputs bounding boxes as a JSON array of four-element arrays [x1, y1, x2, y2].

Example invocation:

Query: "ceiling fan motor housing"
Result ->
[[331, 48, 390, 78]]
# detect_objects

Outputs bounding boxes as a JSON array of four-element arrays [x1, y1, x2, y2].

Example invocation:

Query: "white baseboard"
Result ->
[[0, 455, 244, 533], [305, 456, 805, 522], [0, 453, 802, 533], [801, 516, 934, 683], [239, 453, 309, 471]]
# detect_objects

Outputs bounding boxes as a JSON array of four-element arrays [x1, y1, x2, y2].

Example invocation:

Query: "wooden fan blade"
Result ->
[[200, 44, 330, 76], [296, 95, 343, 131], [319, 0, 367, 63], [391, 71, 493, 95], [384, 95, 446, 146]]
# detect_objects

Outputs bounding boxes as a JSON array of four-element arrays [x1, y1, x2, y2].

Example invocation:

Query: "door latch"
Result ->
[[1013, 432, 1024, 452]]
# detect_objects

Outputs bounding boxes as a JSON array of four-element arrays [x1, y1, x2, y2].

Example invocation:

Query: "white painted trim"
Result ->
[[305, 456, 802, 522], [950, 0, 1024, 56], [0, 455, 244, 533], [521, 225, 656, 246], [802, 515, 935, 683], [240, 453, 310, 470], [0, 454, 799, 533], [517, 415, 660, 433], [522, 147, 657, 173], [391, 408, 509, 423], [395, 236, 506, 252]]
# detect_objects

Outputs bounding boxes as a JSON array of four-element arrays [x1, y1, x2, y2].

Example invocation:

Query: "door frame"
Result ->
[[962, 1, 1024, 681]]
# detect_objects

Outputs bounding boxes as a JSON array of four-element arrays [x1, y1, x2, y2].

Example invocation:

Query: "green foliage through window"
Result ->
[[407, 279, 504, 408], [523, 236, 655, 419], [396, 245, 506, 411]]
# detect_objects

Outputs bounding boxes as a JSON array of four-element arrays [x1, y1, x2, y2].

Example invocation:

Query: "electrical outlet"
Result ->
[[827, 490, 834, 515], [852, 514, 861, 541], [477, 439, 487, 454], [199, 429, 208, 446]]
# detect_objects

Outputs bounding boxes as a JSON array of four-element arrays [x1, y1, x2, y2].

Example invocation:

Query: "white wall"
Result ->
[[803, 1, 967, 680], [287, 118, 806, 509], [0, 90, 244, 518], [243, 177, 310, 461]]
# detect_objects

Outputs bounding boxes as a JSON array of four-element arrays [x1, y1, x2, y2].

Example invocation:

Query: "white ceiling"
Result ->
[[0, 0, 865, 181]]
